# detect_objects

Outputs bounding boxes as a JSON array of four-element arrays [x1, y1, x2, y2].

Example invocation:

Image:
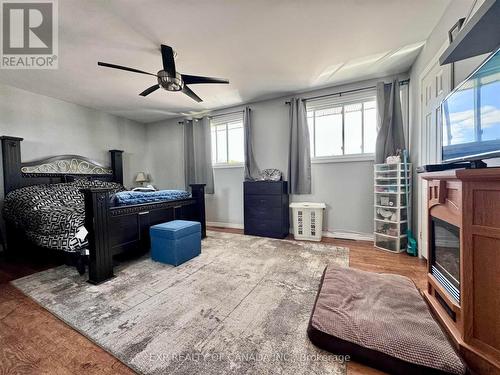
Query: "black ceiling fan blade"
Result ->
[[98, 62, 157, 77], [182, 86, 203, 102], [181, 74, 229, 85], [160, 45, 176, 76], [139, 84, 160, 97]]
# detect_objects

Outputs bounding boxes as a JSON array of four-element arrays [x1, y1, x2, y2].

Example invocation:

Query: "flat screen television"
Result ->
[[441, 47, 500, 163]]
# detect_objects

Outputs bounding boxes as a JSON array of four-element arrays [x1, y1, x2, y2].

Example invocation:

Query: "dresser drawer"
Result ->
[[245, 217, 283, 235], [245, 206, 283, 220], [245, 194, 282, 208], [244, 181, 286, 195]]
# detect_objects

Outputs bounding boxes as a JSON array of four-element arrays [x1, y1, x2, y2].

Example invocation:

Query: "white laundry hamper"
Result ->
[[290, 202, 326, 241]]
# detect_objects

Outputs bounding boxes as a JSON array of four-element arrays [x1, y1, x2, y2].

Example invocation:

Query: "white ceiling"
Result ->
[[0, 0, 451, 123]]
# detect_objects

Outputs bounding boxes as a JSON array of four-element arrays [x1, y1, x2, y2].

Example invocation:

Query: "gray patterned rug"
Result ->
[[12, 231, 349, 375]]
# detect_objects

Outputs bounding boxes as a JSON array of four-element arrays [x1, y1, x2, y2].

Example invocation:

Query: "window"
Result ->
[[307, 94, 377, 160], [211, 113, 244, 165]]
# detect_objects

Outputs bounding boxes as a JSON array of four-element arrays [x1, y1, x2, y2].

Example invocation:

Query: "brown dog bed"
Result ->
[[307, 266, 466, 375]]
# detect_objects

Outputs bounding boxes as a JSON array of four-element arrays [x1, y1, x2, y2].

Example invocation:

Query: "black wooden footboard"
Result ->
[[81, 184, 206, 284]]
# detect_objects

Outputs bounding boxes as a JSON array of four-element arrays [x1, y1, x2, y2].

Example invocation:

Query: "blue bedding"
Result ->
[[114, 190, 191, 205]]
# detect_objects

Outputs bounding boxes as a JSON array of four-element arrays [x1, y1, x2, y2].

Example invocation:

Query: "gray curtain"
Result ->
[[375, 80, 405, 163], [244, 107, 260, 180], [184, 117, 214, 194], [288, 98, 311, 194]]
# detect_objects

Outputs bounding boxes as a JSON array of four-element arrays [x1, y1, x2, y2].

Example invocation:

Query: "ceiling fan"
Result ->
[[98, 45, 229, 102]]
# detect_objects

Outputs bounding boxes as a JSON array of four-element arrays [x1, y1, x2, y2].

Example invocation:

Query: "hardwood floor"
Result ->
[[0, 227, 427, 375], [0, 255, 133, 375]]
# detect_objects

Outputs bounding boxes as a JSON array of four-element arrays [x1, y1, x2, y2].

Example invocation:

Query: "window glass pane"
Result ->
[[344, 103, 362, 154], [216, 124, 227, 163], [227, 121, 244, 163], [211, 126, 217, 163], [210, 117, 245, 165], [307, 112, 314, 157], [315, 107, 343, 156], [363, 101, 377, 153]]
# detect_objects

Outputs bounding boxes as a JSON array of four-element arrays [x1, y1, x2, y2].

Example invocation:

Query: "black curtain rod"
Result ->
[[285, 79, 410, 104]]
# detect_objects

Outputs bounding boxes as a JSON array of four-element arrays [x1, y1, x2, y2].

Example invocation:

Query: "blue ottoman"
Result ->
[[150, 220, 201, 266]]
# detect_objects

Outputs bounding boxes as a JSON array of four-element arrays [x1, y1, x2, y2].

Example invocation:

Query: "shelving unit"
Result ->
[[439, 0, 500, 65], [374, 163, 411, 253]]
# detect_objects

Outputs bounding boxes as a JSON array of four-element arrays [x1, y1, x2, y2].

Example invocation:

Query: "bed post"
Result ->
[[81, 188, 114, 284], [109, 149, 124, 185], [190, 184, 206, 238], [1, 136, 23, 195]]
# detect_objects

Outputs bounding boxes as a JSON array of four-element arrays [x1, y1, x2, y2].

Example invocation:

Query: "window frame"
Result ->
[[307, 94, 377, 163], [210, 115, 245, 168]]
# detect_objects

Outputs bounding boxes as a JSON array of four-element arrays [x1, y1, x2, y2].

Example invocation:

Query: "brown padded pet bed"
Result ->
[[307, 266, 466, 375]]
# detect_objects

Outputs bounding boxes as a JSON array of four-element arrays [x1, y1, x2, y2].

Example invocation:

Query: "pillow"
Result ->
[[308, 266, 466, 375], [73, 178, 125, 193], [257, 168, 282, 181]]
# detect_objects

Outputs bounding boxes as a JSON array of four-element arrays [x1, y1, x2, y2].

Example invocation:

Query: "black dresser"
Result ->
[[244, 181, 289, 239]]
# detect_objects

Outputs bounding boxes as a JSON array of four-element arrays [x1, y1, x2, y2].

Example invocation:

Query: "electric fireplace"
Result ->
[[430, 217, 460, 303], [421, 168, 500, 374]]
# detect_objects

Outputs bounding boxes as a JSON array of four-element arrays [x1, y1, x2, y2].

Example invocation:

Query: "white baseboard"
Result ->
[[288, 227, 373, 241], [322, 230, 373, 241], [207, 221, 244, 230], [207, 221, 372, 241]]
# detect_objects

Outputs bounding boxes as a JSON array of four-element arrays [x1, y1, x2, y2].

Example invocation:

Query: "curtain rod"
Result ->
[[284, 79, 410, 104], [178, 118, 201, 124]]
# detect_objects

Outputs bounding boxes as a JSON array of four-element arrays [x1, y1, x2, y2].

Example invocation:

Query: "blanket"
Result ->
[[113, 190, 191, 205], [3, 179, 124, 252]]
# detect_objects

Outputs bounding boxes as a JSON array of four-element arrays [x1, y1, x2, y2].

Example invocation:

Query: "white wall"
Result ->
[[146, 120, 185, 189], [408, 0, 495, 256], [0, 83, 149, 198], [147, 75, 408, 238]]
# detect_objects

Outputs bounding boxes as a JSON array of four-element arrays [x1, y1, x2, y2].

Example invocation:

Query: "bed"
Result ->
[[1, 136, 206, 284]]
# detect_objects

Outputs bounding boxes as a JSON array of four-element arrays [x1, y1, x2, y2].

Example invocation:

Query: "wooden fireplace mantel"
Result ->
[[421, 167, 500, 374]]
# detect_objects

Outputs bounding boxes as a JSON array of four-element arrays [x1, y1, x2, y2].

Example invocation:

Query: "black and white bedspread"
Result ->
[[3, 179, 124, 252]]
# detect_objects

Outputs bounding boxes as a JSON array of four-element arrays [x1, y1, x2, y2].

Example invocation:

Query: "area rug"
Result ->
[[12, 231, 349, 375]]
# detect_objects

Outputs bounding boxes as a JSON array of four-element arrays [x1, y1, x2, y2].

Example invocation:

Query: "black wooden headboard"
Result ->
[[1, 136, 124, 195]]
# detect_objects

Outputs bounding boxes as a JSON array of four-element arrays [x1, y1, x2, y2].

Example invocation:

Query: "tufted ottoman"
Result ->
[[150, 220, 201, 266]]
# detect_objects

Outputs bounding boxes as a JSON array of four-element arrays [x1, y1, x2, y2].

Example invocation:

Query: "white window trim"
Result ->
[[311, 153, 375, 164], [307, 92, 377, 163], [213, 162, 244, 169]]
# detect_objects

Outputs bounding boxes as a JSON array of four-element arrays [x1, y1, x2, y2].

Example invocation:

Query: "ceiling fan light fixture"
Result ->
[[157, 71, 184, 91]]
